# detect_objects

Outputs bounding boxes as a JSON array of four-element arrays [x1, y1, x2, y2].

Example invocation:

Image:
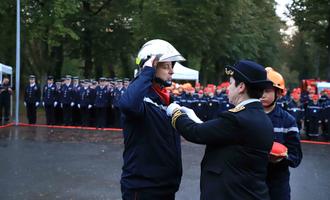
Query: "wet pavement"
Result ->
[[0, 126, 330, 200]]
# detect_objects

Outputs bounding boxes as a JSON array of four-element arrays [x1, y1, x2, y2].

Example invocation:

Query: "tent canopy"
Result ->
[[0, 63, 13, 83], [172, 62, 199, 81]]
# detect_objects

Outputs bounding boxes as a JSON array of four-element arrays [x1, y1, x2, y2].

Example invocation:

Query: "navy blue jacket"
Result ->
[[42, 83, 58, 105], [94, 86, 110, 108], [174, 101, 273, 200], [266, 105, 302, 200], [78, 87, 94, 107], [24, 84, 41, 104], [118, 67, 182, 191], [60, 84, 75, 105]]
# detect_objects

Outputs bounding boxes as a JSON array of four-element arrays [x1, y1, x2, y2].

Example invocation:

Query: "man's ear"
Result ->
[[238, 82, 246, 94]]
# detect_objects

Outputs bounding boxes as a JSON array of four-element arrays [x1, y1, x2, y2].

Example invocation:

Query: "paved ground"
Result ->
[[0, 126, 329, 200]]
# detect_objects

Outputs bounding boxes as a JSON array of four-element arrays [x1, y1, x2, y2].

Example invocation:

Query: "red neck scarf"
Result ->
[[152, 84, 170, 106]]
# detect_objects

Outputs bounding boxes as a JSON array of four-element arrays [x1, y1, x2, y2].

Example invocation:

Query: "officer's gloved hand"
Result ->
[[70, 102, 75, 107], [143, 55, 159, 68], [24, 101, 27, 107], [88, 104, 92, 109], [77, 104, 81, 109], [54, 101, 58, 107], [60, 103, 63, 108], [42, 102, 45, 107], [35, 102, 39, 107], [181, 106, 203, 123], [166, 103, 181, 117]]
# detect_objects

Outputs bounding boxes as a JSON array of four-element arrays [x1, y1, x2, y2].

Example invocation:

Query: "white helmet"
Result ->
[[136, 39, 185, 65]]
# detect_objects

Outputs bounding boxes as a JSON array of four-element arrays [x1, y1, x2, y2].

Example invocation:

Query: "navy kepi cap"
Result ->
[[225, 60, 272, 88]]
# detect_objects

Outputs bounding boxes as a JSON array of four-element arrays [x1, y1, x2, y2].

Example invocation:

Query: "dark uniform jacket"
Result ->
[[174, 101, 273, 200], [119, 67, 182, 191], [24, 84, 41, 104], [42, 83, 58, 105]]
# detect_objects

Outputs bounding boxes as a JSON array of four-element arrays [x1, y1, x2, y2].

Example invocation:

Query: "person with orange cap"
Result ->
[[260, 67, 302, 200], [305, 94, 322, 137], [287, 91, 304, 131]]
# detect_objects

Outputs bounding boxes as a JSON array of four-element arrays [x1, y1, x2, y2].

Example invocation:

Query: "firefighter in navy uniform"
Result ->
[[321, 91, 330, 135], [54, 80, 63, 125], [42, 76, 57, 125], [305, 94, 322, 137], [0, 76, 12, 124], [77, 80, 94, 126], [94, 77, 110, 128], [167, 60, 274, 200], [261, 67, 302, 200], [72, 76, 81, 125], [119, 39, 184, 200], [24, 75, 41, 124], [205, 88, 220, 121], [192, 90, 208, 121], [287, 92, 304, 131], [113, 79, 126, 128], [60, 75, 75, 125]]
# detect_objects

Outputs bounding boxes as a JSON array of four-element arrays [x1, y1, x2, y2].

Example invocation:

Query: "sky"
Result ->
[[275, 0, 297, 37]]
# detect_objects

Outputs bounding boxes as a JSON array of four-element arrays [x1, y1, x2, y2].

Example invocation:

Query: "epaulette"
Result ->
[[228, 105, 245, 113]]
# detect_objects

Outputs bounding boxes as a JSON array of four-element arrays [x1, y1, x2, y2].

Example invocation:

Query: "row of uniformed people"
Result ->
[[24, 75, 129, 128], [173, 89, 234, 122], [277, 91, 330, 137]]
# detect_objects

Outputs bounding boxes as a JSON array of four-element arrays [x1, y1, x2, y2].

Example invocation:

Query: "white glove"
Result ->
[[42, 102, 45, 107], [181, 106, 203, 123], [35, 102, 39, 107], [70, 102, 75, 107], [143, 55, 158, 68], [166, 103, 181, 117], [60, 103, 63, 108], [88, 104, 92, 109], [54, 101, 58, 107], [77, 104, 81, 109], [24, 102, 27, 107]]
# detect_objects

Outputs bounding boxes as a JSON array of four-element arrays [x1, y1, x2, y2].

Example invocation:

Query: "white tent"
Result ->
[[0, 63, 13, 83], [172, 62, 199, 82]]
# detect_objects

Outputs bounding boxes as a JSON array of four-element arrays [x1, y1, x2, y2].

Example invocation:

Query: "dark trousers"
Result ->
[[305, 118, 320, 136], [62, 104, 72, 126], [45, 104, 55, 125], [121, 186, 175, 200], [54, 105, 63, 125], [80, 107, 91, 126], [72, 105, 81, 126], [95, 107, 107, 128], [0, 98, 10, 122], [26, 103, 37, 124]]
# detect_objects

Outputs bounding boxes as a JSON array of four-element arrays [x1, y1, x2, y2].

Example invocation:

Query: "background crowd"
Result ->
[[0, 73, 325, 139]]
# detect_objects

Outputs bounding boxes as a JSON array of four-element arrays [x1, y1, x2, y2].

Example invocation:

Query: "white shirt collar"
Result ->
[[30, 83, 35, 87], [236, 98, 260, 107]]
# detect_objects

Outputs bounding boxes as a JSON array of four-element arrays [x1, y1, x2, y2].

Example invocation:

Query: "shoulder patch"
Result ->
[[228, 105, 245, 113]]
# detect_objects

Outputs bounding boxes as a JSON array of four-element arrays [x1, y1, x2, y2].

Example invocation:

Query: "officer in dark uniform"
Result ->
[[113, 79, 126, 128], [94, 77, 110, 128], [60, 75, 75, 125], [77, 80, 94, 126], [42, 76, 57, 125], [305, 94, 322, 137], [167, 60, 274, 200], [24, 75, 41, 124], [0, 76, 12, 124], [54, 80, 63, 125], [72, 76, 81, 125], [192, 90, 208, 121]]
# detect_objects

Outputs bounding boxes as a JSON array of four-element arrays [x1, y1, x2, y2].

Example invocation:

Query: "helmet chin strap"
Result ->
[[154, 77, 172, 87], [264, 88, 278, 108]]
